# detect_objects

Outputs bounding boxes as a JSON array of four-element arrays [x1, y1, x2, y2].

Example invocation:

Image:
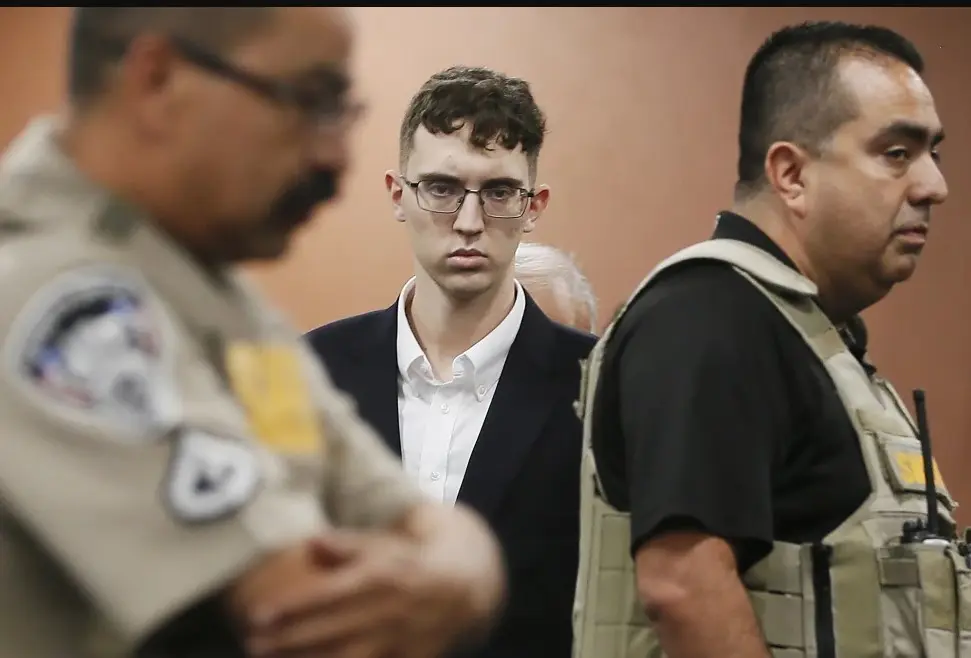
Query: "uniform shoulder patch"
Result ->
[[3, 265, 181, 441], [162, 429, 262, 524]]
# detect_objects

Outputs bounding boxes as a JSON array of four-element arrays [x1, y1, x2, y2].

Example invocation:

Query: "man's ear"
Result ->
[[386, 170, 406, 222], [522, 185, 550, 234], [764, 142, 810, 218], [121, 33, 183, 138]]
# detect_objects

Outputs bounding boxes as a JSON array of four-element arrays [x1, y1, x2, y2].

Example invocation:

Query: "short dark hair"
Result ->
[[398, 66, 548, 181], [68, 8, 272, 105], [736, 21, 924, 198]]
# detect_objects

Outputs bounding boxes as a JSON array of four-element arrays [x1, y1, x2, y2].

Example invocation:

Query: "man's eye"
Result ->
[[484, 187, 516, 201], [426, 183, 458, 197], [294, 89, 342, 115], [885, 147, 910, 162]]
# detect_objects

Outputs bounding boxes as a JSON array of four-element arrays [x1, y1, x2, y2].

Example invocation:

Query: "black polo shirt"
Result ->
[[592, 212, 872, 570]]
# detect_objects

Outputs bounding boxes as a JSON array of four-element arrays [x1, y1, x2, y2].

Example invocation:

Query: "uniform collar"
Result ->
[[0, 115, 116, 232]]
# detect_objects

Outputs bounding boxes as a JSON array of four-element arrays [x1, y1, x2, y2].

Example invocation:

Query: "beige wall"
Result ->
[[2, 7, 971, 519]]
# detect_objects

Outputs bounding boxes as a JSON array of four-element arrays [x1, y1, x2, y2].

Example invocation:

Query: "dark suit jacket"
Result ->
[[304, 293, 596, 658]]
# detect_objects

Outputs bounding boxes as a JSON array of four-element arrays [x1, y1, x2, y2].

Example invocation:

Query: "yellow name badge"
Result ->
[[891, 448, 948, 495], [225, 342, 322, 455]]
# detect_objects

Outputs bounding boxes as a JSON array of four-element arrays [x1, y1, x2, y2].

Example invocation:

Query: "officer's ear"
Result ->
[[116, 34, 183, 137], [764, 141, 810, 219]]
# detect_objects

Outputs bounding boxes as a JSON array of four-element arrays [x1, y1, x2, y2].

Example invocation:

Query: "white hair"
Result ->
[[515, 242, 598, 332]]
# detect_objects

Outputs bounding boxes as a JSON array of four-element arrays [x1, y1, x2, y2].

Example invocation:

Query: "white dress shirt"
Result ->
[[396, 277, 526, 504]]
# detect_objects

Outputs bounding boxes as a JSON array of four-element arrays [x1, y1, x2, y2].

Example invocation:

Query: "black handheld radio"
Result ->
[[900, 389, 949, 546]]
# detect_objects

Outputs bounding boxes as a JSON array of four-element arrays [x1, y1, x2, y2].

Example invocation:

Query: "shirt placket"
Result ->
[[417, 380, 459, 502]]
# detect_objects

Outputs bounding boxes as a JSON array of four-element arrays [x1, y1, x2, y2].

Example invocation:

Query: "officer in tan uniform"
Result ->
[[574, 21, 966, 658], [0, 8, 505, 658]]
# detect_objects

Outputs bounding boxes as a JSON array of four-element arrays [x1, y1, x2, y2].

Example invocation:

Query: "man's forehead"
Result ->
[[407, 126, 529, 181], [840, 57, 941, 132]]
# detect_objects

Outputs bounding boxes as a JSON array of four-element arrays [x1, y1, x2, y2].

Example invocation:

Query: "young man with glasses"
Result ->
[[306, 65, 597, 658], [0, 9, 505, 658]]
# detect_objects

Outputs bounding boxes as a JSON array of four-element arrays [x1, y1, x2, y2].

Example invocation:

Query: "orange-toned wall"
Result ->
[[2, 7, 971, 519]]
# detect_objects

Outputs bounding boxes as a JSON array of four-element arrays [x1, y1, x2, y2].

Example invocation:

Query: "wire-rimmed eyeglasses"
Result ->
[[403, 178, 534, 219]]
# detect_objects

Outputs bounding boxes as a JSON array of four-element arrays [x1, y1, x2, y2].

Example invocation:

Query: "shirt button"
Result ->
[[477, 386, 487, 396], [440, 402, 449, 414], [430, 472, 441, 481]]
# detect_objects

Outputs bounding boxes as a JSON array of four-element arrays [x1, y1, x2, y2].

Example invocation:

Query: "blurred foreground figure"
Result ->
[[574, 20, 963, 658], [0, 8, 504, 658]]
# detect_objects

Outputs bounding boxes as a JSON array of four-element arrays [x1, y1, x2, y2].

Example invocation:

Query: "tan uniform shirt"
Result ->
[[0, 117, 426, 658]]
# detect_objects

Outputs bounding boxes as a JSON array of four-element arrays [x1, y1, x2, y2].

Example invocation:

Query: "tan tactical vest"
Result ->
[[573, 238, 971, 658]]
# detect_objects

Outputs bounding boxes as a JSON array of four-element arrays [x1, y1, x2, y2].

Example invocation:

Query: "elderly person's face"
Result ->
[[522, 280, 591, 331]]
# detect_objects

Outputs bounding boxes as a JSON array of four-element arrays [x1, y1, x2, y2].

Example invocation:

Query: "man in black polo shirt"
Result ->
[[574, 21, 949, 658], [596, 209, 876, 572]]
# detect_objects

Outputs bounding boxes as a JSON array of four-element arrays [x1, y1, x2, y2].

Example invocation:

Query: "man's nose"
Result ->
[[309, 126, 351, 175], [911, 155, 948, 207], [452, 192, 485, 234]]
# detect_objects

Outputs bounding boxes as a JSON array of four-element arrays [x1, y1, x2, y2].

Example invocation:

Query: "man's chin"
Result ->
[[437, 270, 495, 300], [229, 232, 293, 264], [883, 254, 920, 286]]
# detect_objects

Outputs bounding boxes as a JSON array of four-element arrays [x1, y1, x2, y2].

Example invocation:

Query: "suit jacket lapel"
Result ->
[[347, 303, 402, 456], [457, 294, 558, 519]]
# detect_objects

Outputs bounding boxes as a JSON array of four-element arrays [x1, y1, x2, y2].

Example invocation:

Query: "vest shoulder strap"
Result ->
[[598, 238, 817, 349], [650, 238, 817, 298]]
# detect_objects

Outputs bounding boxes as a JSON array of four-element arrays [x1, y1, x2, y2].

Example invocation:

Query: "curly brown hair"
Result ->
[[398, 66, 548, 182]]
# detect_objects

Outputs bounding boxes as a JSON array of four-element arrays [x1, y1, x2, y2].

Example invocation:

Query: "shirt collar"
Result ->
[[713, 211, 799, 271], [396, 277, 525, 400], [396, 278, 427, 383]]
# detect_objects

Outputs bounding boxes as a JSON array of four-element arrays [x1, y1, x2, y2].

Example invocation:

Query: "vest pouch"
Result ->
[[951, 548, 971, 652], [860, 410, 955, 513], [576, 452, 656, 658], [582, 499, 657, 658], [743, 542, 809, 657], [878, 543, 960, 657]]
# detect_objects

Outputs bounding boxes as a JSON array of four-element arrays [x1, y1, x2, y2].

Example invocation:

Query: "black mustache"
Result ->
[[271, 169, 339, 227]]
